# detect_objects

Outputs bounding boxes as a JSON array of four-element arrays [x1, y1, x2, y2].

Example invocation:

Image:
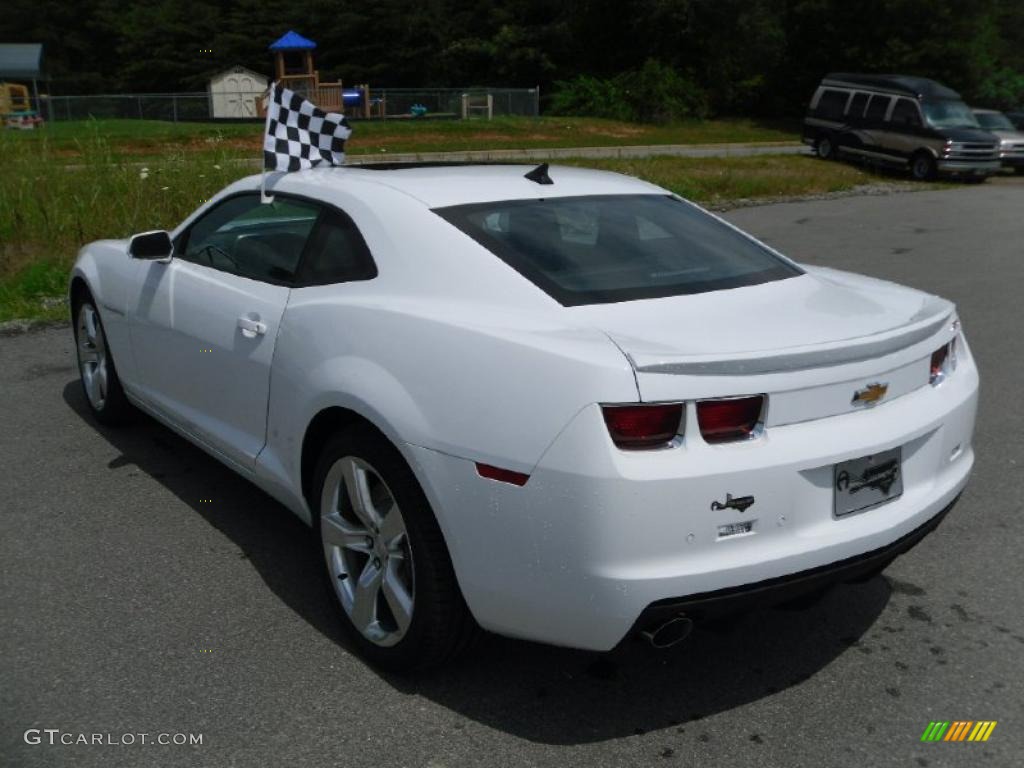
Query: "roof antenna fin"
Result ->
[[524, 163, 553, 185]]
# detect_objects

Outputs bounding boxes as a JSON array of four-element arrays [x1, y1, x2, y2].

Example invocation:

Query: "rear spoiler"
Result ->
[[629, 297, 955, 376]]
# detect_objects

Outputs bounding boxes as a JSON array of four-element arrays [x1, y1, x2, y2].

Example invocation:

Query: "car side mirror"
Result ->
[[128, 230, 173, 261]]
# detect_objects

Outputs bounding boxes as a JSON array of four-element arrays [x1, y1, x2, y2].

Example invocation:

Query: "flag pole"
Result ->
[[261, 82, 276, 204]]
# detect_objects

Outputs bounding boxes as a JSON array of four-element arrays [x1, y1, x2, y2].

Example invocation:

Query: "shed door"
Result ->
[[225, 74, 258, 117]]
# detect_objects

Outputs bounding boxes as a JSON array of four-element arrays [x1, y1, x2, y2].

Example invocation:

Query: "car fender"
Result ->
[[256, 352, 436, 523], [257, 299, 639, 523], [69, 239, 138, 384]]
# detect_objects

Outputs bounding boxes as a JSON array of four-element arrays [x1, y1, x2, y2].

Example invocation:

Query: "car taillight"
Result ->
[[696, 396, 765, 444], [601, 403, 683, 450], [929, 339, 956, 385]]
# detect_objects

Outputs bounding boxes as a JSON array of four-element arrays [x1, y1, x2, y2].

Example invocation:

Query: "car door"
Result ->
[[128, 193, 321, 471], [886, 97, 933, 160], [860, 94, 897, 161]]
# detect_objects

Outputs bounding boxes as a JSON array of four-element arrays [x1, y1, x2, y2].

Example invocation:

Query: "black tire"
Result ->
[[816, 134, 837, 160], [1015, 167, 1024, 175], [312, 424, 476, 672], [909, 151, 936, 181], [72, 291, 132, 425]]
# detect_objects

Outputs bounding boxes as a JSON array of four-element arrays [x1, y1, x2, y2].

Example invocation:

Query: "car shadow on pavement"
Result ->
[[64, 380, 892, 746]]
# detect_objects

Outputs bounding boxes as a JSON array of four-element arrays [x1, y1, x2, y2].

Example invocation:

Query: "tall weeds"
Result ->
[[0, 124, 247, 320]]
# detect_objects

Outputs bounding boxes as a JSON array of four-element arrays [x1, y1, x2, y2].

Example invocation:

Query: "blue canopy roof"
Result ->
[[269, 31, 316, 51], [0, 43, 43, 78]]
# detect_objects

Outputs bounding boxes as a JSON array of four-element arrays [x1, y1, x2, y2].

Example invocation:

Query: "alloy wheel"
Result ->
[[76, 303, 109, 411], [320, 456, 415, 647]]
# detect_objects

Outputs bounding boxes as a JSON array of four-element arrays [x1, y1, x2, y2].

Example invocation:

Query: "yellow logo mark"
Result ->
[[852, 382, 888, 406]]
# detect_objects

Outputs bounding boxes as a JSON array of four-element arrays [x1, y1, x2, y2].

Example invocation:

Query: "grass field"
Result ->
[[1, 119, 895, 323], [10, 116, 798, 159]]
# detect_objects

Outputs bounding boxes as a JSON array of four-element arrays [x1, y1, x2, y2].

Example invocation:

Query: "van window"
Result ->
[[922, 100, 981, 129], [848, 93, 869, 119], [891, 98, 922, 127], [815, 89, 850, 120], [865, 95, 891, 122]]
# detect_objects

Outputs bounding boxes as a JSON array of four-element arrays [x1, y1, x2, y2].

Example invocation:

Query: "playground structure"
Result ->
[[263, 30, 383, 119], [0, 43, 44, 128], [1, 82, 43, 129]]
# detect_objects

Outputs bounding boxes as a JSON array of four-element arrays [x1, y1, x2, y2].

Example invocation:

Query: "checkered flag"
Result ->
[[262, 82, 352, 172]]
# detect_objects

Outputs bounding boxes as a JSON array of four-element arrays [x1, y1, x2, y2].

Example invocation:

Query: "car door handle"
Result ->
[[237, 316, 267, 337]]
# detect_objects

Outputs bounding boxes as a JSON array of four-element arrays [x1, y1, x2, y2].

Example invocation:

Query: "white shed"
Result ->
[[208, 66, 268, 119]]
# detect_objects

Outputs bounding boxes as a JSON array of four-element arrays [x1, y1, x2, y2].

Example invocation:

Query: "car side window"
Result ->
[[178, 195, 320, 284], [865, 95, 891, 123], [891, 98, 922, 127], [294, 207, 378, 286]]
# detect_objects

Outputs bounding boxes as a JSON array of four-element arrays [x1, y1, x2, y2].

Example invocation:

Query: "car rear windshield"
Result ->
[[434, 194, 802, 306]]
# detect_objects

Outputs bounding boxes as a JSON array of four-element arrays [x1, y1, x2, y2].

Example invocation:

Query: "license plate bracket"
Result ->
[[833, 447, 903, 518]]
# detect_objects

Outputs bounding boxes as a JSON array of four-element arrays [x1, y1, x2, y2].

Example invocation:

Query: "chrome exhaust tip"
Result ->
[[640, 615, 694, 649]]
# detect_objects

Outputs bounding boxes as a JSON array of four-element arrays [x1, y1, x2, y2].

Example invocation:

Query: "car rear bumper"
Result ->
[[634, 492, 957, 629], [408, 344, 978, 652]]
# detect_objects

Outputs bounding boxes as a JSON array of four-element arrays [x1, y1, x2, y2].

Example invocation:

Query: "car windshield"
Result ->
[[922, 100, 981, 129], [973, 111, 1015, 131], [435, 194, 802, 306]]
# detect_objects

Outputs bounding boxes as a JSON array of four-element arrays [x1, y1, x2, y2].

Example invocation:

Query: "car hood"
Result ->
[[568, 267, 954, 374], [990, 129, 1024, 142], [941, 127, 999, 143]]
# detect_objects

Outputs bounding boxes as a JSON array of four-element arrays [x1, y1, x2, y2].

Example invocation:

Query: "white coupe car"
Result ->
[[70, 163, 978, 670]]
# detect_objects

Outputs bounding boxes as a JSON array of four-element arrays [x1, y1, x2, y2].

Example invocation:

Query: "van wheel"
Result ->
[[816, 135, 837, 160], [312, 424, 477, 672], [910, 152, 936, 181]]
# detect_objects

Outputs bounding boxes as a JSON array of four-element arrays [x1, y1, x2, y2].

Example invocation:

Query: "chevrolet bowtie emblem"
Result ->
[[852, 382, 889, 406]]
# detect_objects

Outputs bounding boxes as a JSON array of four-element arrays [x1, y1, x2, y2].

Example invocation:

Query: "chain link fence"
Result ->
[[39, 87, 540, 122]]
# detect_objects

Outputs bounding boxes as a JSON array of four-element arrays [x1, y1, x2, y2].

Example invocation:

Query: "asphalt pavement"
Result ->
[[2, 177, 1022, 768]]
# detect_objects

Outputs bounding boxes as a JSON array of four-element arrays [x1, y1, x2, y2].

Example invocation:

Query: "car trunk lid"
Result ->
[[569, 268, 957, 425]]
